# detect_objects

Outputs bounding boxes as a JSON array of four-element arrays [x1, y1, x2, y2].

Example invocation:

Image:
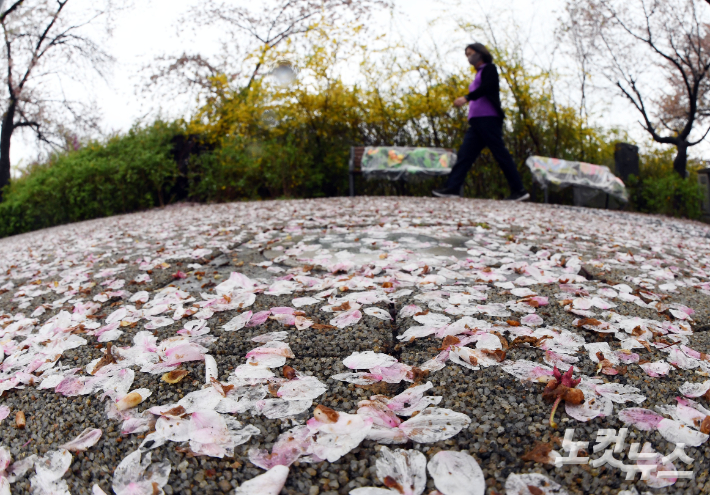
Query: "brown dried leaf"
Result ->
[[520, 442, 553, 464], [407, 367, 429, 384], [91, 343, 118, 375], [312, 323, 337, 330], [701, 416, 710, 435], [481, 349, 506, 362], [438, 335, 461, 350], [283, 365, 296, 380], [528, 486, 544, 495], [383, 476, 405, 494], [506, 319, 521, 327], [510, 335, 552, 349], [15, 411, 25, 429], [162, 370, 189, 384], [314, 404, 339, 423], [576, 318, 602, 327], [163, 405, 187, 417], [491, 331, 509, 351]]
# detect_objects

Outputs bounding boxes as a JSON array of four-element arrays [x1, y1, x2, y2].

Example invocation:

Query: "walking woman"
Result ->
[[433, 43, 529, 201]]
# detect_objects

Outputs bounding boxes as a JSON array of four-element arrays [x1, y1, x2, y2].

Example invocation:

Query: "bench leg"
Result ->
[[605, 193, 609, 209], [349, 172, 355, 197], [544, 188, 549, 204]]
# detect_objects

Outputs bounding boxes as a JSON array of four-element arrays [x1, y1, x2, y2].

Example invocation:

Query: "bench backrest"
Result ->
[[350, 146, 456, 172]]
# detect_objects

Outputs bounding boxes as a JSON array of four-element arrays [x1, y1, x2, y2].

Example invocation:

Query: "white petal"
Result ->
[[343, 351, 397, 370], [59, 428, 102, 452], [679, 380, 710, 397], [398, 408, 471, 443], [364, 307, 393, 320], [235, 465, 289, 495], [427, 450, 485, 495], [657, 418, 709, 447], [375, 447, 427, 495]]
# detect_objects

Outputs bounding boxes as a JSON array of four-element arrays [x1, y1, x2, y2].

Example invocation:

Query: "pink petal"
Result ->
[[330, 309, 362, 328], [520, 314, 543, 326], [248, 311, 272, 327], [59, 428, 102, 452], [617, 408, 664, 430], [248, 426, 312, 470], [270, 307, 295, 315], [639, 361, 671, 377]]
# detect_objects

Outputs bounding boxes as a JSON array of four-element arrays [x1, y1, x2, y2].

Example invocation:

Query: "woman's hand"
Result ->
[[453, 96, 468, 108]]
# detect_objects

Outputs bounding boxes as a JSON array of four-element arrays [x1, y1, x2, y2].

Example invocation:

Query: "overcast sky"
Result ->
[[12, 0, 685, 170]]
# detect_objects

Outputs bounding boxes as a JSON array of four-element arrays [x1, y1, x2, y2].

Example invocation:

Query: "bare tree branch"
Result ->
[[143, 0, 392, 111], [0, 0, 116, 196], [566, 0, 710, 176]]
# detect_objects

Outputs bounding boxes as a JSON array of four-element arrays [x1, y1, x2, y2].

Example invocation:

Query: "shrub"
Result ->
[[627, 173, 703, 220], [0, 121, 183, 237]]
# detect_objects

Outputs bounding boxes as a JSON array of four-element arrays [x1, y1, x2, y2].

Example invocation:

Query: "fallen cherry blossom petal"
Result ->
[[331, 372, 383, 385], [330, 309, 362, 328], [617, 408, 664, 431], [657, 418, 708, 446], [398, 408, 471, 443], [364, 307, 393, 321], [277, 375, 327, 401], [30, 449, 72, 495], [679, 380, 710, 398], [307, 406, 373, 462], [520, 314, 543, 327], [248, 310, 272, 327], [234, 465, 289, 495], [427, 450, 485, 495], [248, 426, 312, 470], [639, 361, 671, 377], [112, 450, 171, 495], [343, 351, 397, 370], [292, 297, 320, 307], [204, 354, 218, 383], [223, 311, 253, 331], [58, 428, 102, 452], [387, 382, 441, 416], [374, 447, 427, 495]]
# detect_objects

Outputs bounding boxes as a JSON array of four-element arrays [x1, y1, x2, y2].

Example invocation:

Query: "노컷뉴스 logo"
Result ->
[[555, 428, 694, 480]]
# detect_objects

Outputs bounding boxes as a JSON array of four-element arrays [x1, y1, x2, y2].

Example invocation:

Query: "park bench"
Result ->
[[525, 155, 628, 208], [349, 146, 458, 196]]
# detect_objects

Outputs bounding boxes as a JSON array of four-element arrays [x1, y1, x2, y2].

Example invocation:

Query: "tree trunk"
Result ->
[[0, 100, 16, 201], [673, 141, 688, 178]]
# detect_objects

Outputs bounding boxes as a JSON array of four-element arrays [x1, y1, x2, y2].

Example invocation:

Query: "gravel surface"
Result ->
[[1, 197, 710, 495]]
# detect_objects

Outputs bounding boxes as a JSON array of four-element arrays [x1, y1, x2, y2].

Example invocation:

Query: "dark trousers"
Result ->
[[445, 117, 524, 194]]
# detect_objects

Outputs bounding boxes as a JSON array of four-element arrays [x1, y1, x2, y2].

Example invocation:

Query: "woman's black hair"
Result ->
[[465, 43, 493, 64]]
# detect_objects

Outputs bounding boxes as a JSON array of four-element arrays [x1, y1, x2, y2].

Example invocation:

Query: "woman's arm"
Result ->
[[465, 64, 498, 102]]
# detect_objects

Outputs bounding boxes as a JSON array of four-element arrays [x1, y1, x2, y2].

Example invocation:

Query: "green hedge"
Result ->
[[626, 173, 703, 220], [0, 119, 705, 239], [0, 121, 182, 237]]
